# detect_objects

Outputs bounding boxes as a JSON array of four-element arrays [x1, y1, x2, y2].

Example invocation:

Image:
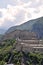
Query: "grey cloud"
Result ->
[[1, 10, 25, 29], [34, 9, 40, 13], [0, 0, 43, 30], [1, 20, 15, 29], [0, 12, 2, 17], [0, 0, 18, 8], [29, 0, 43, 8], [27, 13, 32, 18], [21, 0, 29, 3], [0, 0, 43, 8], [14, 10, 25, 25]]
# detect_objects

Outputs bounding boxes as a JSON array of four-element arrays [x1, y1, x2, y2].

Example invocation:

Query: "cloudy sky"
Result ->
[[0, 0, 43, 29]]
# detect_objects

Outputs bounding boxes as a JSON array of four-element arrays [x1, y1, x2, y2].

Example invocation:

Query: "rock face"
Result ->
[[2, 30, 37, 40]]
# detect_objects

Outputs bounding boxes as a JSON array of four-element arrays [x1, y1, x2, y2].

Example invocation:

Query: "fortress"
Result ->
[[15, 39, 43, 53], [1, 30, 43, 53]]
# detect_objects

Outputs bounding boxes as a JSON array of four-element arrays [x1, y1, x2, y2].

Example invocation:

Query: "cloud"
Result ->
[[0, 12, 2, 17], [0, 9, 26, 29], [0, 0, 18, 8], [14, 10, 26, 25], [0, 0, 43, 29], [29, 0, 43, 8], [21, 0, 29, 3], [1, 20, 15, 29], [0, 8, 14, 26]]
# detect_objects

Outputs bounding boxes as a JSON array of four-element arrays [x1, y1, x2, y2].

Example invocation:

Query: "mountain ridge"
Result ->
[[6, 17, 43, 34]]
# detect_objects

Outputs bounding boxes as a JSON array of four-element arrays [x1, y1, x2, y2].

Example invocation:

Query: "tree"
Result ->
[[0, 61, 5, 65]]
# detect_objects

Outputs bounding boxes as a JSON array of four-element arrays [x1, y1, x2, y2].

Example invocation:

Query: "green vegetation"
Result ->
[[0, 39, 16, 65], [0, 39, 43, 65]]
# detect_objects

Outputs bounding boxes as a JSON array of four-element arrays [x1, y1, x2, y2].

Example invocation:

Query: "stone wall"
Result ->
[[16, 39, 43, 53]]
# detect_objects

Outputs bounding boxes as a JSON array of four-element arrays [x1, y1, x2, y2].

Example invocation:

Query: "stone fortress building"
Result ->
[[16, 39, 43, 53]]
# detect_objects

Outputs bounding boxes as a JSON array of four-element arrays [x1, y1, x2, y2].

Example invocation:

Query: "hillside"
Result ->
[[2, 30, 37, 40], [6, 17, 43, 39]]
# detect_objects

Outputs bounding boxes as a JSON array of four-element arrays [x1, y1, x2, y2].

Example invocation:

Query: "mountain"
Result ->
[[0, 29, 6, 34], [5, 17, 43, 39]]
